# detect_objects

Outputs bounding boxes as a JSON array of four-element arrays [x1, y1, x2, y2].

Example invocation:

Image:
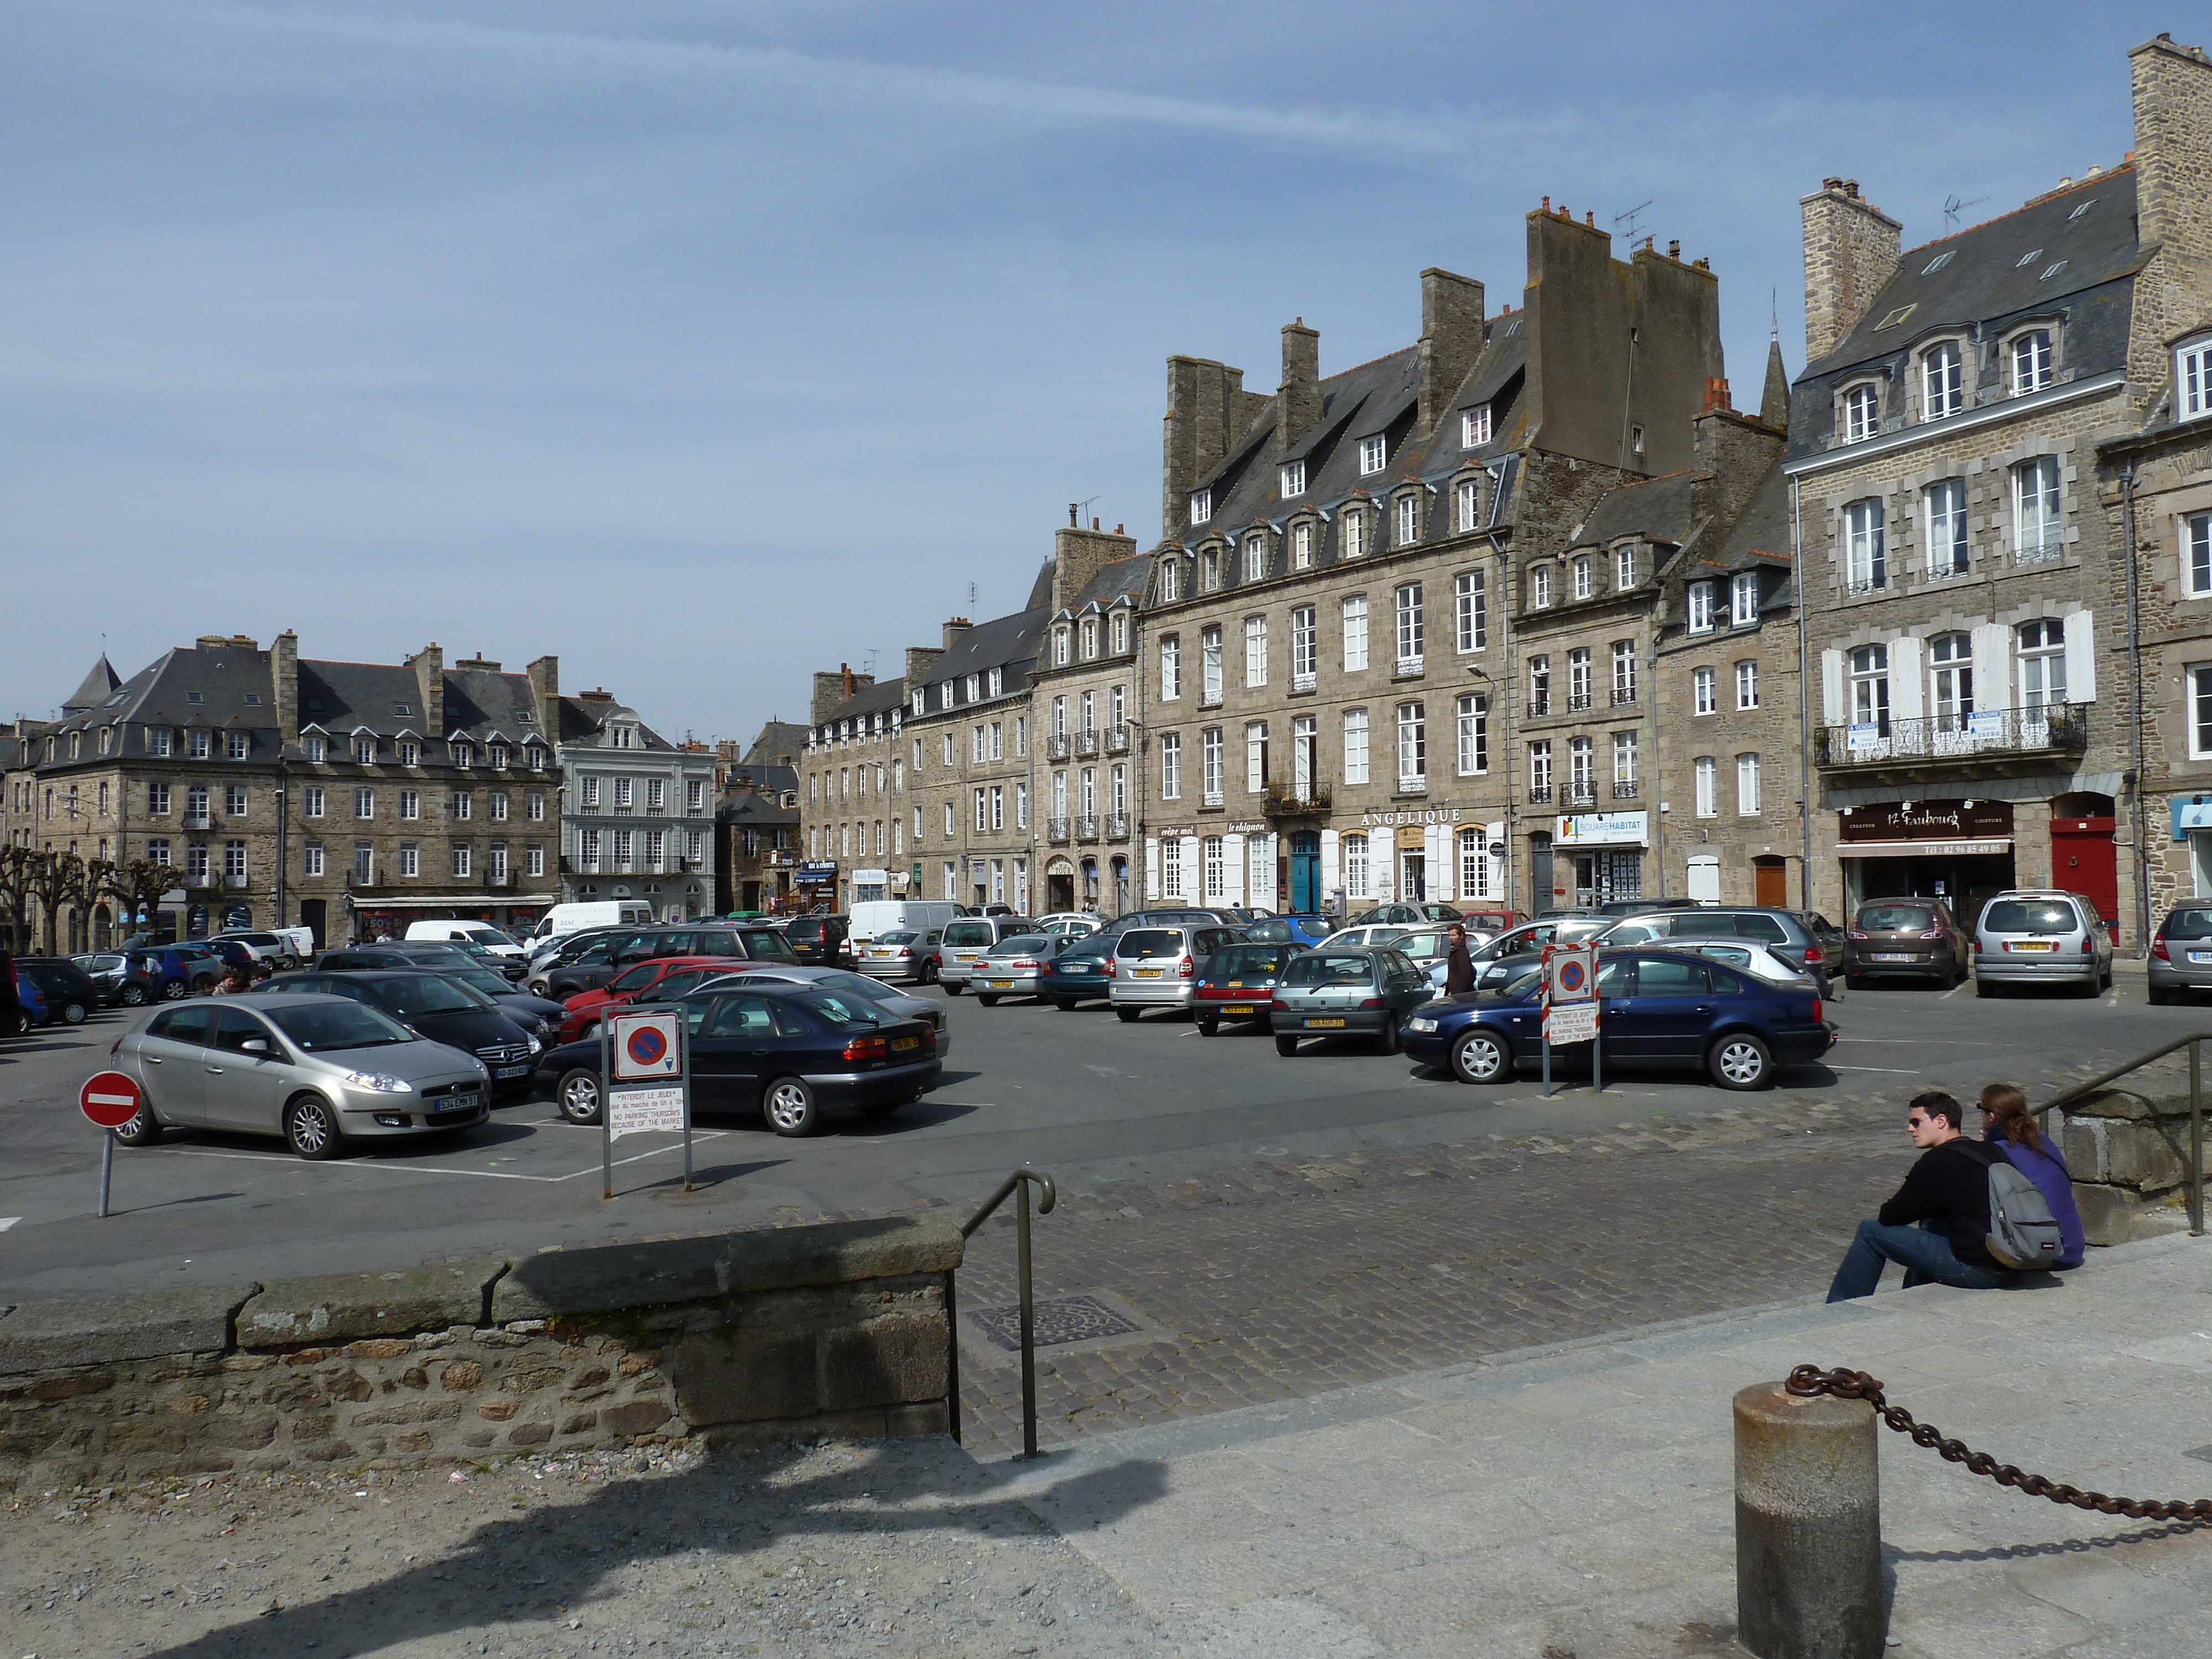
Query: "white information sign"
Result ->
[[1543, 1001, 1600, 1045], [610, 1010, 682, 1080], [608, 1085, 686, 1141]]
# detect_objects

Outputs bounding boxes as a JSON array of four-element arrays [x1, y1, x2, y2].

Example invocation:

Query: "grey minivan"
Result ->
[[1109, 924, 1241, 1019], [1973, 890, 2112, 997], [938, 915, 1034, 993]]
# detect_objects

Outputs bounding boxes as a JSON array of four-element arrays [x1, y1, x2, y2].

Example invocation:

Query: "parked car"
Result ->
[[434, 964, 566, 1037], [1469, 918, 1613, 990], [1193, 941, 1307, 1036], [12, 963, 50, 1029], [541, 925, 796, 1000], [2149, 902, 2212, 1004], [781, 914, 851, 967], [1454, 909, 1528, 933], [1091, 907, 1245, 940], [696, 964, 949, 1056], [938, 915, 1037, 994], [108, 993, 491, 1159], [0, 953, 21, 1037], [847, 899, 961, 951], [1108, 924, 1242, 1021], [1269, 946, 1437, 1055], [252, 971, 544, 1097], [971, 933, 1084, 1004], [123, 943, 228, 1001], [554, 954, 741, 1045], [1037, 936, 1117, 1009], [1402, 947, 1835, 1089], [526, 899, 654, 946], [1319, 923, 1412, 950], [13, 958, 101, 1025], [1973, 890, 2112, 997], [207, 929, 308, 969], [1672, 940, 1821, 991], [856, 928, 944, 984], [1240, 914, 1337, 947], [535, 980, 940, 1135], [525, 926, 624, 989], [1030, 912, 1103, 937], [1592, 907, 1834, 995], [1792, 911, 1848, 987], [70, 951, 135, 1005], [1595, 899, 1694, 919], [1350, 901, 1465, 927], [1842, 898, 1970, 988], [404, 920, 529, 961]]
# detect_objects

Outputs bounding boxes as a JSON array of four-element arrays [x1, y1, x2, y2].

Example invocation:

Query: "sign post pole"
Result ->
[[601, 1007, 687, 1201], [98, 1135, 113, 1219], [1541, 944, 1601, 1096], [1540, 943, 1553, 1098], [599, 1019, 613, 1201], [78, 1071, 146, 1219], [679, 1003, 695, 1193]]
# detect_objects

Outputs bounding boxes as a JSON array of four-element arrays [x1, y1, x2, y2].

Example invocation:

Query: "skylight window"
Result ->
[[1872, 304, 1917, 331], [1921, 252, 1955, 275], [2068, 199, 2097, 221], [103, 691, 128, 707], [1359, 434, 1387, 475], [243, 692, 261, 705], [186, 691, 204, 704], [2039, 260, 2068, 282], [393, 702, 413, 716], [2015, 248, 2043, 268]]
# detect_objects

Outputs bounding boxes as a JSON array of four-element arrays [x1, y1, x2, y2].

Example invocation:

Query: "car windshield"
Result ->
[[88, 954, 125, 971], [988, 936, 1048, 957], [1284, 953, 1375, 987], [743, 931, 797, 961], [789, 989, 888, 1028], [2166, 908, 2212, 941], [1983, 899, 2077, 935], [1859, 903, 1937, 932], [377, 976, 492, 1016], [450, 969, 512, 995], [468, 927, 519, 947], [268, 1001, 415, 1051], [1117, 930, 1182, 958], [1208, 946, 1291, 977]]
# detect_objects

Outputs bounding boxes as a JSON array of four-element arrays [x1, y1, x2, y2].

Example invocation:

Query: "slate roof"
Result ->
[[919, 608, 1047, 709], [717, 789, 800, 827], [743, 722, 808, 767], [63, 656, 121, 713], [1057, 552, 1150, 616], [1575, 471, 1698, 549]]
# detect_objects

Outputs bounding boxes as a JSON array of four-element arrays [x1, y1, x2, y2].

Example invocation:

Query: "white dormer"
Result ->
[[1359, 434, 1387, 475], [1190, 488, 1212, 524]]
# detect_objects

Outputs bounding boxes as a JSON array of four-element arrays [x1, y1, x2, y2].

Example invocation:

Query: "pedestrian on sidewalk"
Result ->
[[1825, 1090, 2019, 1301], [1444, 924, 1475, 995], [1980, 1082, 2086, 1268]]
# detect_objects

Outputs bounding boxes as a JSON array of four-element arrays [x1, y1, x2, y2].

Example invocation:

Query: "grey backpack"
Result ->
[[1957, 1141, 2064, 1270]]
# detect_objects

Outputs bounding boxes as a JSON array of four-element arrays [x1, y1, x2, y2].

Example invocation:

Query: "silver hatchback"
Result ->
[[109, 993, 492, 1159], [1973, 890, 2112, 997], [1109, 925, 1240, 1019]]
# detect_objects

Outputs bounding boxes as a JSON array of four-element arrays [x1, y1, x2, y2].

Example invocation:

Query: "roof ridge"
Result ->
[[1319, 341, 1422, 386], [1896, 165, 2131, 260]]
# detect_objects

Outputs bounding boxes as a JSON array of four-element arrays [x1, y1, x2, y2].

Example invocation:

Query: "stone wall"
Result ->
[[2059, 1087, 2210, 1243], [0, 1214, 961, 1491]]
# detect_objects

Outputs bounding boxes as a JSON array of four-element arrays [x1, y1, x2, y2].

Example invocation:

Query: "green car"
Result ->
[[1037, 937, 1116, 1009]]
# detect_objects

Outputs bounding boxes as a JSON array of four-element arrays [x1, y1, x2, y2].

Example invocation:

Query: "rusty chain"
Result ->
[[1786, 1365, 2212, 1524]]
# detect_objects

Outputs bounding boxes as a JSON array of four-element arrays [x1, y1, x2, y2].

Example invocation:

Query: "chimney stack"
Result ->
[[1161, 356, 1254, 538], [272, 629, 300, 745], [1275, 320, 1321, 466], [1052, 521, 1137, 612], [405, 643, 445, 737], [1800, 177, 1901, 362], [1417, 268, 1486, 435], [526, 654, 560, 740], [2128, 34, 2212, 396]]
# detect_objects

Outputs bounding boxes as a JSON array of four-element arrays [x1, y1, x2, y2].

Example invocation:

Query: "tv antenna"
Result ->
[[1942, 192, 1989, 229], [863, 649, 880, 679], [1614, 199, 1653, 246]]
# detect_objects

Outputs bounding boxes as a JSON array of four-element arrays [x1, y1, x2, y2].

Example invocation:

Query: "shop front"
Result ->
[[1556, 810, 1648, 908], [1836, 800, 2014, 925], [852, 867, 889, 905], [796, 859, 837, 912], [342, 891, 557, 945]]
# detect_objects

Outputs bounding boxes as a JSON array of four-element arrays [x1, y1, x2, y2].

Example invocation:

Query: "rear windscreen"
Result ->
[[1981, 900, 2077, 935], [2165, 908, 2212, 941], [943, 922, 994, 947], [1117, 930, 1182, 958], [1208, 946, 1288, 977], [1284, 954, 1374, 986], [1858, 904, 1936, 932]]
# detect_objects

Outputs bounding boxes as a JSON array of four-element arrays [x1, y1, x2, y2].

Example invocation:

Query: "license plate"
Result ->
[[1869, 953, 1915, 963], [892, 1036, 920, 1052], [494, 1065, 528, 1078], [1133, 968, 1163, 978], [2193, 952, 2212, 965], [1223, 1004, 1255, 1016], [2014, 941, 2055, 952], [1305, 1016, 1346, 1029], [989, 979, 1014, 989], [437, 1092, 481, 1113]]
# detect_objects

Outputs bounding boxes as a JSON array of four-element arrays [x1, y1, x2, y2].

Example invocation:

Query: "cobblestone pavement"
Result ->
[[948, 1083, 2064, 1462]]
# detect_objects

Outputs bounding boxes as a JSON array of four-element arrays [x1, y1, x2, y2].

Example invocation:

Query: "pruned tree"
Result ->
[[0, 844, 36, 952], [25, 848, 87, 955], [104, 857, 182, 942]]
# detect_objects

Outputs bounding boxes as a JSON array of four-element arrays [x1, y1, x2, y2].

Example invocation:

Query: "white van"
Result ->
[[847, 899, 961, 950], [529, 901, 654, 945], [404, 920, 529, 961]]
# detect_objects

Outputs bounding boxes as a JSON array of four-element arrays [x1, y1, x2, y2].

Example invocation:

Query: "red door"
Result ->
[[2050, 816, 2117, 937]]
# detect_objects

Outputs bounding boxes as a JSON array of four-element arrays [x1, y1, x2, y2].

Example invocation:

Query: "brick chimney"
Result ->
[[1417, 269, 1485, 436], [525, 654, 559, 742], [1161, 356, 1252, 539], [1275, 320, 1321, 465], [1051, 521, 1136, 612], [941, 618, 972, 650], [1801, 178, 1901, 363], [2128, 34, 2212, 397], [810, 671, 851, 723], [271, 629, 300, 745], [405, 643, 445, 737]]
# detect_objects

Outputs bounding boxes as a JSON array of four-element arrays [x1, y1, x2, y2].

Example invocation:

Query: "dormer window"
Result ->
[[526, 745, 546, 769], [305, 735, 327, 763], [393, 702, 412, 717], [1343, 508, 1366, 560], [1572, 556, 1593, 601], [1244, 534, 1267, 583], [1293, 521, 1313, 569], [2179, 337, 2212, 421], [911, 690, 926, 716], [1079, 617, 1099, 659], [1158, 557, 1182, 602], [188, 729, 211, 759], [97, 726, 112, 755], [452, 742, 473, 767], [1462, 405, 1491, 448], [1280, 461, 1305, 497], [613, 726, 635, 749], [1841, 383, 1879, 444], [1199, 548, 1221, 592], [398, 739, 420, 766], [1614, 546, 1636, 589], [353, 736, 377, 764], [226, 731, 249, 760], [2012, 330, 2054, 395], [965, 673, 981, 702], [1053, 626, 1071, 666], [1531, 565, 1553, 609], [1359, 434, 1387, 475], [1190, 488, 1212, 524], [939, 682, 953, 710], [1731, 571, 1760, 626], [1110, 608, 1129, 653], [1687, 581, 1715, 634], [988, 667, 1003, 697], [1921, 341, 1963, 420], [489, 743, 509, 769], [1395, 494, 1419, 546]]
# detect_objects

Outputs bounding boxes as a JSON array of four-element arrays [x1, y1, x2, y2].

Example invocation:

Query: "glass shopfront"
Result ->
[[1837, 800, 2015, 926]]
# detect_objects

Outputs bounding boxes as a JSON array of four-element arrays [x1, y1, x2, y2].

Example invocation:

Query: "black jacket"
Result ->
[[1878, 1139, 1996, 1268], [1444, 941, 1475, 995]]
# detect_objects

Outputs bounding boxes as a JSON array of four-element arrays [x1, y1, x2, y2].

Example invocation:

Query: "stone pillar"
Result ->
[[1734, 1381, 1882, 1659]]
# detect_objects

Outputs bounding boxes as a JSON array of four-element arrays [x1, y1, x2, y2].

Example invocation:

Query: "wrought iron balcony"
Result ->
[[1526, 784, 1553, 804], [1105, 725, 1131, 754], [1610, 688, 1638, 707], [1564, 780, 1598, 807], [1104, 812, 1131, 840], [1612, 780, 1640, 800], [1074, 729, 1099, 757], [1262, 784, 1333, 817], [1567, 693, 1593, 712], [1047, 817, 1071, 843], [1815, 702, 2089, 773], [1046, 733, 1071, 761], [222, 872, 250, 890], [1074, 815, 1099, 841], [1527, 697, 1551, 718]]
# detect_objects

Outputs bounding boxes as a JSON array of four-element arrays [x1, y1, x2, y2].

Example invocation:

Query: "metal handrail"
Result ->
[[946, 1167, 1057, 1457], [2039, 1035, 2206, 1236]]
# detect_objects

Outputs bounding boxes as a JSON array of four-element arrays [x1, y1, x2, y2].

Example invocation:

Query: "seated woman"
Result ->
[[1980, 1082, 2086, 1269]]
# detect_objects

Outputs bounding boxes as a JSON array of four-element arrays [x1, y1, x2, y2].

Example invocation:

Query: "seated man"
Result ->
[[1826, 1091, 2017, 1302]]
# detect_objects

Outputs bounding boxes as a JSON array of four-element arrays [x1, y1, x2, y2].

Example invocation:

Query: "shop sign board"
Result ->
[[1556, 810, 1648, 848], [2172, 797, 2212, 842], [1838, 800, 2013, 842], [598, 1006, 694, 1195]]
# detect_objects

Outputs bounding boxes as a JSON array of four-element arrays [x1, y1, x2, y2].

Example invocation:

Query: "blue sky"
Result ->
[[3, 2, 2183, 742]]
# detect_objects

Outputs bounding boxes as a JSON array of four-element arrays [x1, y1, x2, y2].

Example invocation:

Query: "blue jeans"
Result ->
[[1825, 1219, 2012, 1302]]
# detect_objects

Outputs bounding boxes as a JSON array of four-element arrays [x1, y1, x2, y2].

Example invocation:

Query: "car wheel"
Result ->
[[945, 982, 964, 996], [60, 1000, 90, 1026], [1450, 1029, 1511, 1084], [160, 979, 189, 1000], [111, 1101, 163, 1146], [1975, 978, 1999, 998], [2148, 984, 2172, 1006], [1115, 1006, 1141, 1023], [1274, 1034, 1299, 1057], [284, 1093, 345, 1160], [1374, 1016, 1400, 1055], [761, 1076, 821, 1136], [556, 1067, 603, 1125], [1708, 1032, 1773, 1091], [1197, 1018, 1219, 1037], [2100, 966, 2114, 990], [1845, 974, 1864, 992], [118, 983, 148, 1008], [922, 960, 938, 984], [2077, 975, 2101, 999], [976, 993, 999, 1007]]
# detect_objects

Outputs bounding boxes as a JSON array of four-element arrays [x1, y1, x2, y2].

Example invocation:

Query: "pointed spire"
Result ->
[[1759, 336, 1790, 432], [62, 654, 121, 714]]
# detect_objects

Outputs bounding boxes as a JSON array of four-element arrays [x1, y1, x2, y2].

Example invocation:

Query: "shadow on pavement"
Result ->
[[1885, 1518, 2210, 1564]]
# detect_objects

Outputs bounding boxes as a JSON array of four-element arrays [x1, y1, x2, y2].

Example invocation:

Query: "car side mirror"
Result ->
[[242, 1037, 271, 1055]]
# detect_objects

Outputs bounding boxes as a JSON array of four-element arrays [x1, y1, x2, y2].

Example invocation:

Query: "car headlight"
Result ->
[[342, 1071, 413, 1093], [526, 1035, 542, 1055], [1406, 1016, 1439, 1033], [474, 1060, 491, 1079]]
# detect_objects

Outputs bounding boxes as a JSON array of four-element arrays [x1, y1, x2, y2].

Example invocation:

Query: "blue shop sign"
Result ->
[[2172, 798, 2212, 842]]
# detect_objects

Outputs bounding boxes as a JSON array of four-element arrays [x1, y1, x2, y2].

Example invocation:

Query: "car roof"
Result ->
[[168, 991, 353, 1009]]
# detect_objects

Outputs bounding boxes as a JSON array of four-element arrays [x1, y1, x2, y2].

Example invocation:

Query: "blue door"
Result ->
[[1291, 833, 1321, 911]]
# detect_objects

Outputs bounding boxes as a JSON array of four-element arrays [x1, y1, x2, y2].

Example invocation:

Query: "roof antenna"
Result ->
[[1942, 192, 1990, 230], [1770, 287, 1779, 342], [1613, 199, 1652, 247]]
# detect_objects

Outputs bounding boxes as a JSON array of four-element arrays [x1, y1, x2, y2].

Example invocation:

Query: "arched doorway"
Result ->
[[1110, 855, 1130, 916], [92, 903, 113, 950], [1046, 857, 1076, 914], [2051, 792, 2118, 941]]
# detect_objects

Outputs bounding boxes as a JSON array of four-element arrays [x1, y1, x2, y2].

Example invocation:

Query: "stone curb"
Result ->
[[0, 1281, 262, 1373], [234, 1259, 511, 1350]]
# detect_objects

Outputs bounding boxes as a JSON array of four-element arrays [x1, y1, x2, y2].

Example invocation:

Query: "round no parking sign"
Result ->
[[610, 1010, 682, 1079]]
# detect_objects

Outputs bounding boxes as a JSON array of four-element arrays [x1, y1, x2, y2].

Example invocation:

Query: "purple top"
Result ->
[[1989, 1125, 2086, 1267]]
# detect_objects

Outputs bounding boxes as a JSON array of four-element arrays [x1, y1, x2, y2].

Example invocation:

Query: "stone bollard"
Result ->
[[1734, 1381, 1883, 1659]]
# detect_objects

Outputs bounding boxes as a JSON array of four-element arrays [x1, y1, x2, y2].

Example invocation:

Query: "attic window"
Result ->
[[1921, 252, 1955, 275], [393, 702, 413, 716], [2039, 260, 2068, 282], [243, 692, 261, 705], [186, 691, 204, 704], [2068, 199, 2097, 221], [2015, 248, 2043, 268], [1462, 405, 1492, 447], [1189, 489, 1212, 524], [1280, 460, 1306, 497], [1359, 435, 1387, 475], [1872, 304, 1917, 331], [103, 691, 128, 707]]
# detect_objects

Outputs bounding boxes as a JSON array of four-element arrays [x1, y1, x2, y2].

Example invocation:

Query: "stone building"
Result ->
[[713, 727, 800, 915], [798, 663, 915, 912], [1133, 208, 1735, 916], [1031, 519, 1145, 914], [1782, 35, 2212, 946], [554, 691, 718, 922]]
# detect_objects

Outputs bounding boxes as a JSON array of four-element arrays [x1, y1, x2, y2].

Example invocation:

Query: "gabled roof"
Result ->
[[743, 722, 807, 767], [1059, 552, 1150, 617]]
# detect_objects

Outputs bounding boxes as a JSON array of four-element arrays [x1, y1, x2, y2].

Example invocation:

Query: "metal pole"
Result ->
[[1593, 1027, 1604, 1094], [1017, 1175, 1038, 1459], [2122, 461, 2150, 957], [600, 1020, 613, 1201], [1790, 476, 1813, 911], [678, 1004, 694, 1193], [945, 1268, 963, 1446], [98, 1134, 113, 1219], [2191, 1037, 2205, 1238], [1542, 1031, 1552, 1097]]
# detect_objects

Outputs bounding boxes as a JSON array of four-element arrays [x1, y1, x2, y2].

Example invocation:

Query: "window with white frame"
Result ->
[[1611, 640, 1637, 705], [1615, 545, 1637, 589], [1922, 340, 1963, 419], [2187, 512, 2212, 597], [1925, 478, 1970, 576], [1110, 609, 1129, 653], [1528, 740, 1552, 800], [1735, 659, 1760, 709], [1567, 735, 1594, 799], [1396, 493, 1419, 546], [1343, 832, 1369, 899], [1160, 636, 1181, 700], [1613, 731, 1638, 792], [990, 785, 1005, 831], [1731, 571, 1759, 625], [2012, 329, 2053, 395], [398, 843, 419, 879], [451, 790, 473, 821], [1200, 627, 1223, 702], [1455, 695, 1488, 775], [1281, 460, 1306, 497], [2190, 665, 2212, 757], [1203, 835, 1225, 900], [1572, 556, 1593, 600], [2178, 337, 2212, 420], [1455, 477, 1480, 532], [1845, 498, 1886, 592], [1736, 753, 1762, 815], [1245, 534, 1267, 583], [941, 732, 954, 764], [397, 740, 418, 766], [2018, 618, 2067, 715], [1292, 606, 1317, 688], [1343, 596, 1369, 671], [1841, 383, 1879, 443], [1158, 558, 1182, 602], [1293, 521, 1313, 568], [1343, 508, 1366, 560], [303, 734, 326, 763], [1930, 632, 1974, 728], [1053, 626, 1071, 665], [1396, 702, 1426, 789], [1201, 727, 1224, 803], [1688, 581, 1715, 633], [303, 841, 324, 877], [1568, 648, 1592, 709], [1395, 582, 1424, 670], [1199, 549, 1220, 593], [1245, 721, 1268, 792], [1190, 489, 1212, 524], [1359, 434, 1386, 474], [1244, 615, 1268, 687], [1849, 644, 1891, 732], [1458, 826, 1488, 899], [1161, 836, 1183, 899], [943, 801, 954, 837], [1528, 654, 1550, 714], [973, 789, 987, 833], [1462, 404, 1491, 447], [1531, 564, 1553, 608], [1342, 708, 1370, 784], [1159, 732, 1182, 799], [2013, 457, 2062, 562], [1694, 755, 1718, 817], [1454, 570, 1487, 651], [1290, 716, 1316, 797], [399, 789, 420, 821]]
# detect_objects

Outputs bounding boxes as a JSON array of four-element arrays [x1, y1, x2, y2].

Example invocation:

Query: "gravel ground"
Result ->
[[2, 1438, 1172, 1658]]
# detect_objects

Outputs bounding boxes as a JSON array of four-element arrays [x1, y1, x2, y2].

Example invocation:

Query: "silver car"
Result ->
[[697, 966, 951, 1058], [1974, 889, 2112, 997], [971, 933, 1080, 1004], [1109, 924, 1241, 1020], [857, 927, 943, 984], [938, 916, 1032, 994], [108, 993, 491, 1160]]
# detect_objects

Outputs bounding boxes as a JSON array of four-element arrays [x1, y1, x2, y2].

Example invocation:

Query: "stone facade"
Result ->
[[556, 692, 718, 922], [799, 662, 915, 912], [1031, 524, 1144, 915]]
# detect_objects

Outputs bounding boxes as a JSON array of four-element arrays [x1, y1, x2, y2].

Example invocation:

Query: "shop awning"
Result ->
[[1835, 839, 2011, 859], [347, 893, 559, 907]]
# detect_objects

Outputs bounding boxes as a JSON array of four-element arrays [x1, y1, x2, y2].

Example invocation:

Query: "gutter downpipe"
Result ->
[[1497, 534, 1517, 917], [1791, 476, 1813, 910], [2122, 460, 2148, 956], [1649, 634, 1665, 899]]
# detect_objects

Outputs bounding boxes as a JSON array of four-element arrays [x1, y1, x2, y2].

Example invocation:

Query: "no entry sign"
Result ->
[[80, 1071, 144, 1129]]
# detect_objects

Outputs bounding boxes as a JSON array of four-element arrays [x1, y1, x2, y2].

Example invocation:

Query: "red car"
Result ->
[[557, 956, 735, 1045]]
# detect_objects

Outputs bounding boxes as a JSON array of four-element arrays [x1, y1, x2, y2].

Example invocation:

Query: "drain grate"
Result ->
[[968, 1293, 1141, 1353]]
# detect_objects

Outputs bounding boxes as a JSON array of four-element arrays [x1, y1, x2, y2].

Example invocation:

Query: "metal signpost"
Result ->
[[598, 1005, 693, 1200], [79, 1071, 145, 1218], [1540, 943, 1601, 1097]]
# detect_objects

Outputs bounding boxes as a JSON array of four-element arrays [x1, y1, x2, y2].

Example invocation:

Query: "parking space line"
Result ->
[[158, 1131, 729, 1183], [0, 1217, 18, 1231], [1828, 1065, 1921, 1073]]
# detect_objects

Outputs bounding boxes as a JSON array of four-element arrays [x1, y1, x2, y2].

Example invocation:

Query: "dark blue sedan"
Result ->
[[1399, 948, 1835, 1090], [1037, 937, 1115, 1009]]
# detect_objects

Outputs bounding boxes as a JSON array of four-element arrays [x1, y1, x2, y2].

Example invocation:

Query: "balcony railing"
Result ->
[[2015, 530, 2064, 567], [1291, 672, 1317, 693], [1074, 729, 1099, 757], [1564, 780, 1598, 807], [1198, 690, 1224, 709], [1046, 733, 1071, 761], [487, 869, 513, 888], [222, 872, 250, 890], [181, 814, 211, 830], [1105, 725, 1131, 754], [1527, 784, 1553, 804], [1262, 784, 1333, 817], [1610, 688, 1637, 707], [1047, 817, 1071, 843], [1396, 775, 1427, 795], [1074, 815, 1099, 841], [1846, 569, 1887, 596], [1104, 812, 1131, 839], [1567, 693, 1593, 712], [1816, 702, 2089, 769], [1527, 697, 1551, 718], [1613, 780, 1640, 800]]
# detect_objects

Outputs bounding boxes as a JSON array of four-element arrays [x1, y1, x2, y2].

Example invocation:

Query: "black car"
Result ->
[[14, 958, 102, 1026], [1, 952, 22, 1038], [781, 914, 851, 967], [542, 925, 796, 1000], [253, 971, 544, 1097], [319, 942, 524, 982], [1192, 941, 1306, 1036], [433, 963, 567, 1037], [533, 979, 939, 1136]]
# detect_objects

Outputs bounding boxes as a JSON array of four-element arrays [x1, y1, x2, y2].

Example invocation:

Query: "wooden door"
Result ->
[[1752, 859, 1788, 907], [2051, 815, 2117, 936]]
